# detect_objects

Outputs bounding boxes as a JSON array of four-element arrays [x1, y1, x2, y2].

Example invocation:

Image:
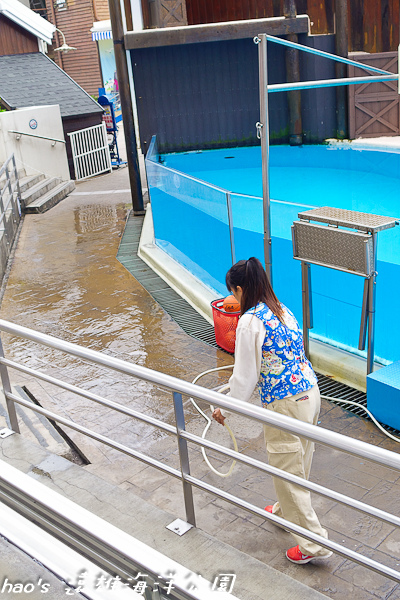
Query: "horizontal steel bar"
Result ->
[[186, 474, 400, 583], [268, 74, 397, 93], [6, 391, 180, 479], [147, 160, 229, 195], [1, 320, 400, 472], [8, 130, 66, 144], [292, 254, 368, 277], [264, 33, 394, 75], [181, 430, 400, 529], [0, 357, 177, 435]]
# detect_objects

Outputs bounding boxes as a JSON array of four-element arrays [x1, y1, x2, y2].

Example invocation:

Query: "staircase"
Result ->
[[18, 169, 75, 214]]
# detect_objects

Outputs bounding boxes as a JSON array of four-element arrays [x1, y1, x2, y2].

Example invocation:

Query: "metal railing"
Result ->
[[0, 155, 22, 282], [1, 319, 400, 583], [8, 130, 66, 146]]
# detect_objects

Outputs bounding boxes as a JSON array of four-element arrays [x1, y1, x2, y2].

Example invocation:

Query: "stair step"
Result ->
[[25, 180, 75, 214], [18, 173, 45, 194], [21, 177, 61, 206]]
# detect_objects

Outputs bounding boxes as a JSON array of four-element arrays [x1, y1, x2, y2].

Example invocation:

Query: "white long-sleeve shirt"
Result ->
[[218, 314, 266, 418], [228, 312, 266, 402]]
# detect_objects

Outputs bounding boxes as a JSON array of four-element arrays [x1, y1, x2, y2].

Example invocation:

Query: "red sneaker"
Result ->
[[286, 545, 314, 564], [264, 505, 273, 513]]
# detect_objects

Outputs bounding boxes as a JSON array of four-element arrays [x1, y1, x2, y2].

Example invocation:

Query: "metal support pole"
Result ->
[[301, 261, 312, 359], [109, 0, 144, 215], [172, 392, 196, 527], [226, 192, 236, 265], [335, 0, 349, 138], [283, 0, 302, 146], [0, 338, 19, 433], [367, 233, 377, 374], [257, 34, 272, 283], [358, 277, 369, 351]]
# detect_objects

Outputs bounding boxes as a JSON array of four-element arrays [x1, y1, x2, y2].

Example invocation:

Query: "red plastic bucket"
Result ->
[[211, 299, 240, 354]]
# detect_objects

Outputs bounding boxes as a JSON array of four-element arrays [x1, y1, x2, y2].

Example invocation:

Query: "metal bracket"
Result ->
[[0, 428, 15, 439], [255, 122, 263, 139], [166, 518, 193, 536]]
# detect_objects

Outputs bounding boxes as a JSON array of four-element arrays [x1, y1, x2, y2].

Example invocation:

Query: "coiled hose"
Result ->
[[190, 365, 400, 479]]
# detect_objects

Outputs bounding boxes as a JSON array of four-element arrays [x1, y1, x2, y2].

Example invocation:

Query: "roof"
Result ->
[[0, 52, 104, 118], [91, 20, 112, 40], [0, 0, 55, 44]]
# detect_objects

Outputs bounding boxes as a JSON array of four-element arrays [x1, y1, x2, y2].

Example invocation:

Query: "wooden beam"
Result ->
[[124, 15, 310, 49]]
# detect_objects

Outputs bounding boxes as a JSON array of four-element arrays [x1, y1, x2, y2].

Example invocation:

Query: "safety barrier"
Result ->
[[68, 122, 112, 181], [0, 319, 400, 583]]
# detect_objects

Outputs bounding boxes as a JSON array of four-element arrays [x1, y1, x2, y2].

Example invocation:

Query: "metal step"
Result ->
[[25, 180, 75, 214]]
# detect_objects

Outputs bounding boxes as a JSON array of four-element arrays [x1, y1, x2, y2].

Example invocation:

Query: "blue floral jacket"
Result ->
[[246, 303, 318, 404]]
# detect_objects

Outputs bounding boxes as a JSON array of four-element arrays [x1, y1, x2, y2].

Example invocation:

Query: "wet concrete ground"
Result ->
[[0, 155, 400, 599]]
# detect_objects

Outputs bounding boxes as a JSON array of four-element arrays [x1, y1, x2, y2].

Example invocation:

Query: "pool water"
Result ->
[[147, 144, 400, 364], [162, 145, 400, 217]]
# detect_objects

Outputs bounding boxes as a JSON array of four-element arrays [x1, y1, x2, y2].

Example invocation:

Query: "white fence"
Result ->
[[68, 122, 112, 181]]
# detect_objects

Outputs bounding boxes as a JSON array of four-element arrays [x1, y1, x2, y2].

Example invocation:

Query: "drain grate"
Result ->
[[117, 212, 400, 437], [117, 212, 221, 350], [317, 373, 400, 438]]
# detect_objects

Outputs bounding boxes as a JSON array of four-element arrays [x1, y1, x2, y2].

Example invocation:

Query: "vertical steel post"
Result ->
[[258, 34, 273, 283], [367, 233, 377, 374], [0, 338, 19, 433], [226, 192, 236, 265], [358, 277, 369, 351], [13, 156, 22, 216], [301, 261, 312, 358], [109, 0, 144, 215], [172, 391, 196, 527]]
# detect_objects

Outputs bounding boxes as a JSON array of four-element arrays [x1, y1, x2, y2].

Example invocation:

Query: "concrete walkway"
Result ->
[[0, 159, 399, 599]]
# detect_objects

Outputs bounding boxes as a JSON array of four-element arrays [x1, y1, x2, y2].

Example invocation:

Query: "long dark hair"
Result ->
[[226, 257, 284, 322]]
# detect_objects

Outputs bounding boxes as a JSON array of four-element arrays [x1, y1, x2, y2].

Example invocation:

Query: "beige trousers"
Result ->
[[263, 384, 331, 556]]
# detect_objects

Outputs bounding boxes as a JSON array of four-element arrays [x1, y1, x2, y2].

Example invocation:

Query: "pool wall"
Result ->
[[145, 138, 400, 367]]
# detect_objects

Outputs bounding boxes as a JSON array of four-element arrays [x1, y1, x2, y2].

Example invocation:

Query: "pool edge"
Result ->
[[139, 205, 382, 392]]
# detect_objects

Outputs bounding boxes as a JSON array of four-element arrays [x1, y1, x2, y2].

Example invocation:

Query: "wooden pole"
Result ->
[[283, 0, 303, 145], [109, 0, 144, 215], [335, 0, 349, 138]]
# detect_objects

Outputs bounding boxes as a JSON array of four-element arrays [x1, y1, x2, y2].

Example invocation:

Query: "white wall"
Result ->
[[0, 105, 70, 181]]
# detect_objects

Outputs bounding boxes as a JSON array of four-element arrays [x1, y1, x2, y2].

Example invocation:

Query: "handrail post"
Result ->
[[257, 33, 273, 283], [12, 155, 22, 214], [0, 337, 19, 433], [172, 391, 196, 527]]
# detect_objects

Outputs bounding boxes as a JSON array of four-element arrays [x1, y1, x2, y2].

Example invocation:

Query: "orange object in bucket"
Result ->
[[211, 298, 240, 353], [223, 294, 241, 313]]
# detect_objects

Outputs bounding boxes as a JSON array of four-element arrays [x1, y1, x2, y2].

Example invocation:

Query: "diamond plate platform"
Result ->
[[298, 206, 398, 233]]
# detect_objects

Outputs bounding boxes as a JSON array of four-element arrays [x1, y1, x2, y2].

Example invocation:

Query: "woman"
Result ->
[[212, 257, 332, 564]]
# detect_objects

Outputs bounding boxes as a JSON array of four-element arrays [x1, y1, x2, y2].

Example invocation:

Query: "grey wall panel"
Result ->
[[131, 34, 337, 154], [300, 34, 338, 142]]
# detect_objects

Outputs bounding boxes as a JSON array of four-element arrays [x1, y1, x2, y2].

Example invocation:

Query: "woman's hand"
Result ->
[[212, 408, 226, 426]]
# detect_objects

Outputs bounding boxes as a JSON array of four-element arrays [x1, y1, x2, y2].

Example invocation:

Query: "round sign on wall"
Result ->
[[29, 119, 38, 130]]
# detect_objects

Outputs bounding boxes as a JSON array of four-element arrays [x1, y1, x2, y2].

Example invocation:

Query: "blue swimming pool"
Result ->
[[146, 141, 400, 364]]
